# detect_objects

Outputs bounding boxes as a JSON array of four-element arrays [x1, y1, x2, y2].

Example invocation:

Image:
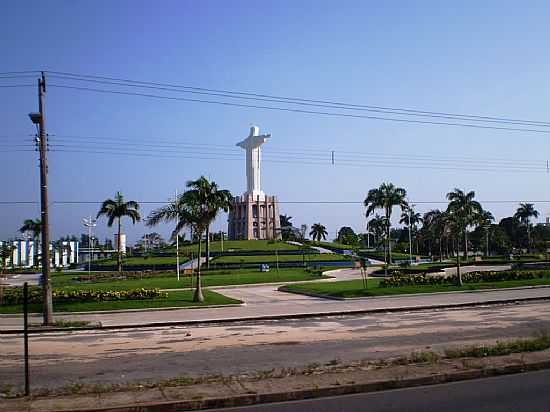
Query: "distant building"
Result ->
[[0, 239, 78, 268], [227, 126, 281, 240]]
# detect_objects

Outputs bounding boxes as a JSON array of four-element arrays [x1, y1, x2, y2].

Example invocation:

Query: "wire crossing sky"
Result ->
[[1, 1, 550, 243]]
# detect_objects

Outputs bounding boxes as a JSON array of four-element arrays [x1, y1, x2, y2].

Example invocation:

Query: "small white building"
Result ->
[[0, 239, 79, 268]]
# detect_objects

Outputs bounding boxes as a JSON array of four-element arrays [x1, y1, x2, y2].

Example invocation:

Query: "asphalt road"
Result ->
[[4, 301, 550, 391], [208, 369, 550, 412]]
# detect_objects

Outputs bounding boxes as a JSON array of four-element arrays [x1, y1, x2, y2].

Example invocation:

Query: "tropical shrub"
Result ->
[[3, 287, 167, 305], [379, 270, 548, 288]]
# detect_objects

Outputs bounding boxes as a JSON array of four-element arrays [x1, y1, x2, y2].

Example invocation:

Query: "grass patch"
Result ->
[[93, 256, 187, 267], [444, 332, 550, 358], [51, 268, 327, 291], [212, 254, 351, 264], [281, 277, 550, 298], [0, 290, 240, 314], [308, 241, 356, 251], [169, 240, 301, 254]]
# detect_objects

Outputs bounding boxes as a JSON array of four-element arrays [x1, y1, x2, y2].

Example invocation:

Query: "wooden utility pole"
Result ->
[[37, 72, 53, 325]]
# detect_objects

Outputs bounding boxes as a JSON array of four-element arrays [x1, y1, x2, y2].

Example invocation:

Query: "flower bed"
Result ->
[[2, 287, 167, 305], [379, 270, 548, 288]]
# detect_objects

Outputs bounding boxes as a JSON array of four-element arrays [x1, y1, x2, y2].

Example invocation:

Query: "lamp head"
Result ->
[[28, 112, 41, 124]]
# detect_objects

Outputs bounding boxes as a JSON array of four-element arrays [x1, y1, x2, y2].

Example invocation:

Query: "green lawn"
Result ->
[[93, 256, 187, 267], [281, 277, 550, 298], [0, 290, 241, 314], [212, 253, 351, 264], [172, 240, 302, 254], [52, 268, 328, 291], [309, 241, 356, 250]]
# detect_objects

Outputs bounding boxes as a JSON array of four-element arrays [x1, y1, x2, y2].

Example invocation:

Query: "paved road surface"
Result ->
[[208, 369, 550, 411], [3, 301, 550, 390]]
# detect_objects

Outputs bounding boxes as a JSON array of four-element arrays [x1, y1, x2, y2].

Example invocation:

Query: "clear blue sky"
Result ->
[[1, 0, 550, 243]]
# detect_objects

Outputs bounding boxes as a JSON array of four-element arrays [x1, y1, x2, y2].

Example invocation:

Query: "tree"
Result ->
[[0, 243, 14, 306], [476, 209, 494, 256], [446, 188, 482, 261], [367, 214, 387, 247], [148, 176, 232, 302], [138, 232, 166, 252], [19, 218, 41, 268], [364, 183, 408, 270], [444, 209, 464, 285], [514, 203, 539, 251], [309, 223, 328, 242], [422, 210, 447, 261], [97, 191, 141, 273], [0, 243, 14, 274], [337, 226, 358, 245], [399, 206, 423, 254], [279, 214, 294, 240]]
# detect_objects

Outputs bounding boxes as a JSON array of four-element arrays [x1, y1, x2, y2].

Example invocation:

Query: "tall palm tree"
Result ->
[[97, 192, 141, 273], [476, 209, 494, 256], [19, 218, 41, 268], [161, 176, 232, 302], [309, 223, 328, 242], [444, 209, 464, 285], [446, 188, 482, 262], [514, 203, 539, 250], [279, 214, 293, 240], [364, 183, 408, 270], [423, 210, 447, 261], [367, 214, 387, 246], [399, 206, 423, 254]]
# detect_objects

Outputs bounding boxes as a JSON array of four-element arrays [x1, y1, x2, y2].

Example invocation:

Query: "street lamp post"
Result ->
[[82, 217, 97, 275]]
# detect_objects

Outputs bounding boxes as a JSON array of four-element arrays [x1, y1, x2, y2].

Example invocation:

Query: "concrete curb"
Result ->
[[3, 295, 550, 335], [7, 357, 550, 411]]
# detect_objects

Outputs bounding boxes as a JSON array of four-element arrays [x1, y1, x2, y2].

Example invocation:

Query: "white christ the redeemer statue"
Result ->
[[237, 126, 271, 200]]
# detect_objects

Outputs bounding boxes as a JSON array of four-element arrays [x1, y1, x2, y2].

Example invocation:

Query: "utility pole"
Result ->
[[175, 189, 180, 281], [408, 207, 413, 265], [29, 72, 53, 325]]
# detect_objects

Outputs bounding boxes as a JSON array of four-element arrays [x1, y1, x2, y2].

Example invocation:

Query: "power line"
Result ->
[[48, 84, 550, 135], [48, 134, 548, 165], [3, 199, 550, 205], [45, 70, 550, 127], [46, 74, 550, 128], [46, 148, 546, 173], [0, 84, 35, 88]]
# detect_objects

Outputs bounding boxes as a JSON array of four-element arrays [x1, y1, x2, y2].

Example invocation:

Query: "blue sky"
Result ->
[[1, 0, 550, 243]]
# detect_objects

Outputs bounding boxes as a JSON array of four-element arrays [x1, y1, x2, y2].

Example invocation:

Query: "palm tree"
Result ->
[[364, 183, 408, 271], [446, 188, 482, 262], [399, 206, 423, 255], [279, 214, 293, 240], [19, 218, 41, 268], [367, 214, 387, 246], [514, 203, 539, 251], [309, 223, 328, 242], [476, 209, 494, 256], [423, 210, 447, 261], [0, 243, 15, 274], [97, 192, 141, 273], [174, 176, 233, 302]]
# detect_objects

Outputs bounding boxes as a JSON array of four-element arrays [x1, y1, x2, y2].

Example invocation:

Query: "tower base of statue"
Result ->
[[228, 194, 281, 240]]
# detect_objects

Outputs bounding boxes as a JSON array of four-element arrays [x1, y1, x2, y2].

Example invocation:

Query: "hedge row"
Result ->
[[74, 271, 174, 283], [2, 287, 167, 305], [379, 270, 549, 288]]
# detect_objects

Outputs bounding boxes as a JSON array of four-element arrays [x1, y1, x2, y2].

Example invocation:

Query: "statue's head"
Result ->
[[250, 125, 260, 136]]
